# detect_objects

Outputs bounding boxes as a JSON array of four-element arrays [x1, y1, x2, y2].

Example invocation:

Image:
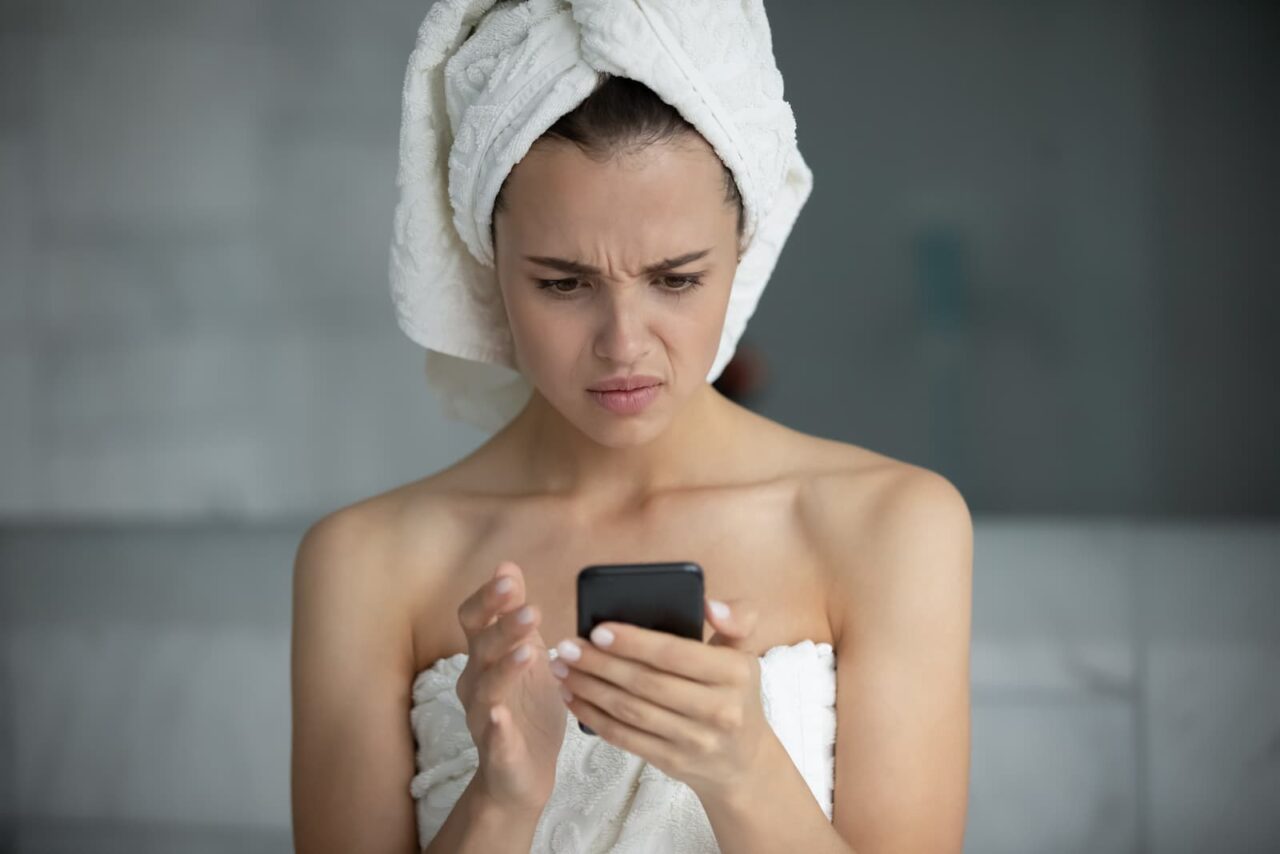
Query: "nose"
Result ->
[[593, 291, 652, 365]]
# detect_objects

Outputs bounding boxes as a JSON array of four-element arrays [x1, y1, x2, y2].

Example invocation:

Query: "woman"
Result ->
[[291, 2, 972, 853]]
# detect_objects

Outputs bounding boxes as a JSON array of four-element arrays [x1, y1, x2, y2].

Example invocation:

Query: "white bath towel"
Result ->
[[389, 0, 813, 431]]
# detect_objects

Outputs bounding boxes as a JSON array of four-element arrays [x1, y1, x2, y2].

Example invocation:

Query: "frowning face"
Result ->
[[492, 135, 741, 444]]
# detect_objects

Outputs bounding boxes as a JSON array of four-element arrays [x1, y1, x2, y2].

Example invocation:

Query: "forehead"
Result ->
[[499, 138, 730, 242]]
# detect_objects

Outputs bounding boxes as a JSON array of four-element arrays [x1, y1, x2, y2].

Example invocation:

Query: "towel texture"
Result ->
[[390, 0, 813, 431]]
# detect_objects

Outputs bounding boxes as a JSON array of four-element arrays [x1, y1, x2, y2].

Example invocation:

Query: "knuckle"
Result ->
[[712, 706, 741, 731], [693, 732, 717, 755], [629, 670, 657, 698], [616, 698, 645, 725], [653, 637, 677, 671]]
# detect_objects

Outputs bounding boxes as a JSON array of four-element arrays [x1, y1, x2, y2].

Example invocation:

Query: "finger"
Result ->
[[457, 560, 525, 638], [561, 649, 724, 722], [476, 600, 542, 669], [476, 631, 540, 707], [567, 691, 681, 768], [572, 625, 731, 685], [705, 597, 759, 650]]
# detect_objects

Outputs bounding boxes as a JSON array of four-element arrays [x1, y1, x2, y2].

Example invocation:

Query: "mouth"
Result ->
[[587, 375, 663, 393], [588, 382, 663, 415]]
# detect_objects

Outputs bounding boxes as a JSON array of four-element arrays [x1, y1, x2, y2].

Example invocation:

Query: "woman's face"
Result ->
[[493, 136, 740, 443]]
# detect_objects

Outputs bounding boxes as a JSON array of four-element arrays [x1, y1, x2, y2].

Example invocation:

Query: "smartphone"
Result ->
[[575, 561, 705, 735]]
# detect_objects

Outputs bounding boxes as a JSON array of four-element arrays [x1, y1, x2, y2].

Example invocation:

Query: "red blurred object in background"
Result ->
[[712, 341, 769, 405]]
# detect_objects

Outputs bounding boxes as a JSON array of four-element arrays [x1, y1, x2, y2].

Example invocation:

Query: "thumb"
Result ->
[[705, 596, 758, 650]]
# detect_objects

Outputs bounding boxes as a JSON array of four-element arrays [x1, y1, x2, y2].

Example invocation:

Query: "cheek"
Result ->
[[677, 291, 731, 348], [506, 302, 580, 374]]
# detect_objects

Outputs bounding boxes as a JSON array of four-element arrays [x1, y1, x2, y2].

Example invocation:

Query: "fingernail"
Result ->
[[590, 625, 614, 647], [709, 599, 730, 620], [516, 605, 533, 624], [550, 660, 569, 679], [559, 685, 573, 703], [512, 643, 530, 662], [556, 639, 581, 661], [496, 577, 513, 594]]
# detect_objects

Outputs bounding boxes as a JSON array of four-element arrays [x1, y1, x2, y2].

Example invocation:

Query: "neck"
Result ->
[[494, 380, 735, 511]]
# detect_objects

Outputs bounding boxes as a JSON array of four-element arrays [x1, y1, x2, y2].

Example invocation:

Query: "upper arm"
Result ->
[[290, 509, 421, 854], [818, 467, 974, 854]]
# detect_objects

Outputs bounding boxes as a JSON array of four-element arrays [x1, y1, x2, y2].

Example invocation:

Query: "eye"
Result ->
[[660, 275, 704, 292], [535, 275, 705, 299], [535, 277, 585, 296]]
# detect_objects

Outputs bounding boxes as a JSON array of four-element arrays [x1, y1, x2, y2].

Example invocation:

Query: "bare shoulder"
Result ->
[[293, 465, 489, 672], [290, 476, 471, 852], [291, 488, 424, 687], [294, 471, 473, 617], [781, 430, 973, 646], [289, 469, 494, 848], [788, 440, 974, 852]]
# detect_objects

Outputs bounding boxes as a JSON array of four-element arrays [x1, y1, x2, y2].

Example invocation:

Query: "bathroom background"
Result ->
[[1, 0, 1277, 851]]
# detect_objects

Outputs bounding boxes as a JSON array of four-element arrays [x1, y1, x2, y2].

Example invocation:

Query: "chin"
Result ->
[[580, 401, 667, 445]]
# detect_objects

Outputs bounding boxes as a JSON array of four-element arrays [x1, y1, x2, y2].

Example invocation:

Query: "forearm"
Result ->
[[698, 735, 854, 854], [422, 774, 544, 854]]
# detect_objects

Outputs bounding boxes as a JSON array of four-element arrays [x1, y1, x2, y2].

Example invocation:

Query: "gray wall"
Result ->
[[1, 0, 1275, 520], [1146, 1, 1280, 513], [1, 2, 1278, 850]]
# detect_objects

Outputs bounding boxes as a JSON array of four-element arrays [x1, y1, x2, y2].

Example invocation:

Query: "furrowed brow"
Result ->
[[524, 248, 712, 276]]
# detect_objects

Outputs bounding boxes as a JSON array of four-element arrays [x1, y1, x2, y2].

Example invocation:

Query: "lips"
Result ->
[[588, 383, 662, 415], [588, 374, 662, 392]]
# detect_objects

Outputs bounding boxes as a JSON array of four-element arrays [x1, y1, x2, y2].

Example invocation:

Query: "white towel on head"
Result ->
[[389, 0, 814, 432]]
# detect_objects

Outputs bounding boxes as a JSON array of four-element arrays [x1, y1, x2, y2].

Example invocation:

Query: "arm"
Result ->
[[290, 509, 420, 852], [422, 771, 544, 854], [824, 466, 974, 853], [698, 733, 855, 853], [695, 467, 972, 854], [695, 468, 971, 854], [290, 509, 545, 853]]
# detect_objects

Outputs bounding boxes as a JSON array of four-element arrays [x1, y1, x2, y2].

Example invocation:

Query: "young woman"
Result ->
[[291, 6, 972, 854]]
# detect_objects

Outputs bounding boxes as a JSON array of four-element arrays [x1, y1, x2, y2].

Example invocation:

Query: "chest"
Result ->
[[412, 486, 835, 670]]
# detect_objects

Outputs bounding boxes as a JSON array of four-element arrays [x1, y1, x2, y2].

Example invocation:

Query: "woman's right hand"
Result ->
[[455, 560, 566, 816]]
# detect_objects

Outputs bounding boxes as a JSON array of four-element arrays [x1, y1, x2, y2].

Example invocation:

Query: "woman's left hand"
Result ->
[[550, 595, 775, 802]]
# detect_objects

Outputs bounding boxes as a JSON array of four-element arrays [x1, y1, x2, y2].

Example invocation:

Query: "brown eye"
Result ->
[[535, 275, 704, 300], [661, 275, 703, 291], [536, 278, 584, 297]]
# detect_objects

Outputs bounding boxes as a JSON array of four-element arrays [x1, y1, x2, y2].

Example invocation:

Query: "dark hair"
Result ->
[[490, 73, 744, 250]]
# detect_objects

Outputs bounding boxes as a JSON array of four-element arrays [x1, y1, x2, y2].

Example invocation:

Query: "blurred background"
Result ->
[[1, 0, 1277, 852]]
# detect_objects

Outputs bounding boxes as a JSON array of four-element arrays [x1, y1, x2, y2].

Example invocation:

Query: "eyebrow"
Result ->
[[523, 248, 713, 277]]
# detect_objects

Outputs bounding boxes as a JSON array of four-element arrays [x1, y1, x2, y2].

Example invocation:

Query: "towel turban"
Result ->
[[389, 0, 813, 431]]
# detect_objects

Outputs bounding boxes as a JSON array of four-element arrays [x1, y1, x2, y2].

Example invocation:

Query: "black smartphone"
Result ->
[[574, 561, 705, 735]]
